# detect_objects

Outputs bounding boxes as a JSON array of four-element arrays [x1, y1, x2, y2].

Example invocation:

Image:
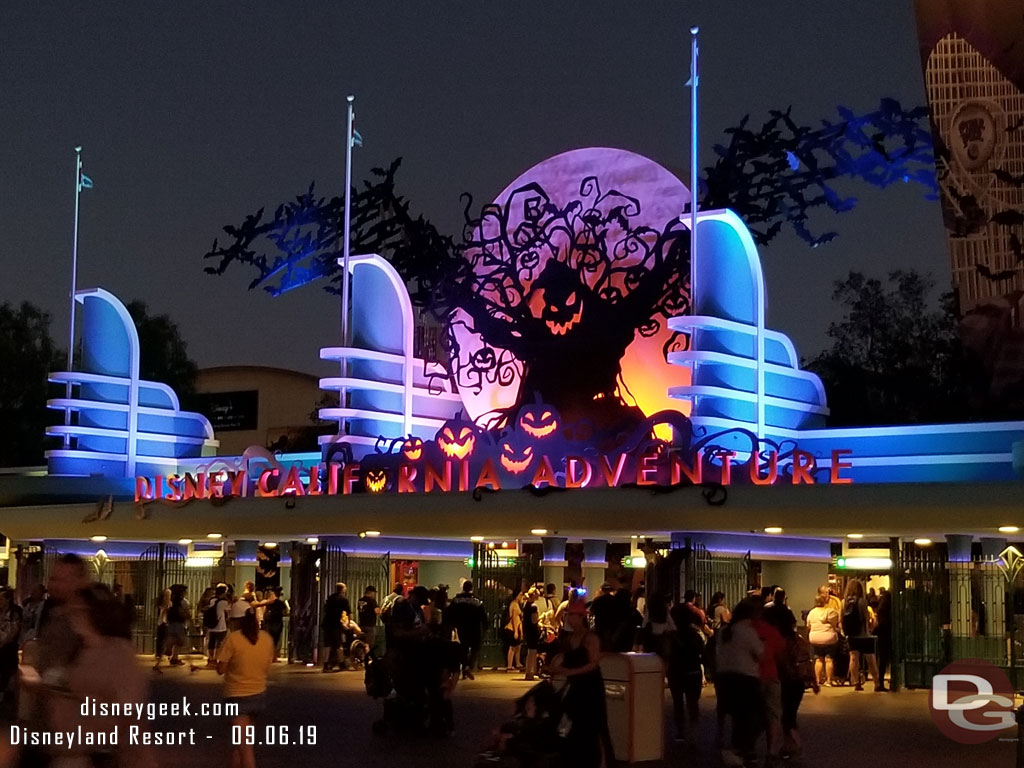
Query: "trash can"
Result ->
[[600, 652, 665, 763]]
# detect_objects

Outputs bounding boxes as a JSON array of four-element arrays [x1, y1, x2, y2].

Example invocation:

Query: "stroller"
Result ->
[[366, 646, 431, 736], [474, 680, 566, 768]]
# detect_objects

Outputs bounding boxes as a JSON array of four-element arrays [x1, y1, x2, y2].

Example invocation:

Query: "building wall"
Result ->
[[761, 560, 829, 623], [193, 366, 325, 456], [417, 560, 471, 592]]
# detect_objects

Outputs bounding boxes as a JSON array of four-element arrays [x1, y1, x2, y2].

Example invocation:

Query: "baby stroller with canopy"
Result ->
[[474, 680, 566, 768]]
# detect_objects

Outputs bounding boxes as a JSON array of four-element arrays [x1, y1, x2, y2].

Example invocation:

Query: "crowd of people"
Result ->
[[0, 556, 284, 768], [0, 557, 896, 768], [480, 576, 891, 768]]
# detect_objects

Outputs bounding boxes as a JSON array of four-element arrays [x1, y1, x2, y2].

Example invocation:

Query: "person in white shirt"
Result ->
[[805, 593, 840, 686], [205, 585, 230, 666]]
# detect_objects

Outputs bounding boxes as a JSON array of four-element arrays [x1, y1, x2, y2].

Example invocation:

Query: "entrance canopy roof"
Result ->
[[3, 481, 1021, 544]]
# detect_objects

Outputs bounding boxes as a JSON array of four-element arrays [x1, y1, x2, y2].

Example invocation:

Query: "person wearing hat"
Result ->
[[549, 594, 608, 767], [357, 586, 380, 655]]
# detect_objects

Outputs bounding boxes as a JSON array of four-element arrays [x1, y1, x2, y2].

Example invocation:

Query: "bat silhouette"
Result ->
[[976, 263, 1018, 281]]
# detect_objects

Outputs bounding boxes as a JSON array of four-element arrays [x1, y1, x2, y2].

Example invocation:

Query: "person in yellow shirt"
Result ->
[[217, 609, 274, 768]]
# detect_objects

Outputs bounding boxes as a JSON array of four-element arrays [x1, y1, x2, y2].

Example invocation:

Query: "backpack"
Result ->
[[170, 599, 189, 624], [202, 600, 221, 630], [794, 635, 816, 687], [841, 596, 863, 637]]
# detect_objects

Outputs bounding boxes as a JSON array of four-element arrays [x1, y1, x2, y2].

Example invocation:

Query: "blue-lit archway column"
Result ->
[[540, 537, 567, 594], [582, 539, 608, 596], [234, 540, 258, 592], [981, 537, 1009, 639]]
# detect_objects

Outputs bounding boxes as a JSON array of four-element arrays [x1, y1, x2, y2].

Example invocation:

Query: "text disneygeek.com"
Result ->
[[9, 696, 318, 748]]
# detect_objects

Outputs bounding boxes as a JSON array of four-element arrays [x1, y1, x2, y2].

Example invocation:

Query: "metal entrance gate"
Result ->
[[894, 543, 947, 688], [313, 542, 389, 663], [895, 543, 1024, 689], [130, 546, 234, 654], [664, 540, 751, 610], [471, 544, 542, 668]]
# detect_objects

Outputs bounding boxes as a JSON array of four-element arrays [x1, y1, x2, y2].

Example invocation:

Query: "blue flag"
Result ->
[[351, 129, 363, 148], [80, 173, 94, 190]]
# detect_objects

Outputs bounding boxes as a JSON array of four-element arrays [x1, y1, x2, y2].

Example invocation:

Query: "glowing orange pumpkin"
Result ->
[[519, 406, 559, 439], [437, 424, 476, 460], [500, 442, 535, 474], [365, 469, 387, 493], [402, 436, 424, 462]]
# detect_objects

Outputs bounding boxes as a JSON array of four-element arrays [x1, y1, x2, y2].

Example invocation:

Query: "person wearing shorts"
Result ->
[[218, 609, 274, 768], [805, 593, 840, 686]]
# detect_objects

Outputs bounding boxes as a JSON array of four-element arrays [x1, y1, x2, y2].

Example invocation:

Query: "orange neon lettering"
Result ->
[[670, 452, 703, 484], [425, 461, 452, 493], [398, 465, 418, 493], [720, 452, 737, 485], [328, 463, 342, 495], [208, 471, 225, 498], [475, 459, 502, 491], [227, 470, 246, 497], [458, 459, 471, 492], [749, 452, 778, 485], [565, 457, 593, 488], [134, 477, 152, 503], [792, 450, 817, 484], [164, 474, 184, 501], [279, 466, 305, 496], [343, 463, 361, 495], [257, 469, 279, 497], [637, 451, 659, 486], [530, 456, 557, 487], [183, 472, 206, 501], [599, 454, 628, 487], [830, 450, 854, 484], [307, 464, 323, 496]]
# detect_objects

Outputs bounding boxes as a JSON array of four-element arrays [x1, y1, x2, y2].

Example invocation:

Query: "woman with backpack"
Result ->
[[842, 579, 881, 691]]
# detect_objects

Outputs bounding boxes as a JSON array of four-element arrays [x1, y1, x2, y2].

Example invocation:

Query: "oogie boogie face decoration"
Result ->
[[527, 261, 585, 337], [436, 420, 478, 460], [517, 404, 560, 439]]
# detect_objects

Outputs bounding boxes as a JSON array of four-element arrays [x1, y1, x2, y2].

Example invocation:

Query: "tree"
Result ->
[[204, 100, 937, 428], [806, 271, 968, 426], [125, 301, 198, 398], [0, 302, 64, 467]]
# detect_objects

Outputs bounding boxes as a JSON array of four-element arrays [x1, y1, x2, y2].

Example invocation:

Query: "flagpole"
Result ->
[[689, 26, 699, 316], [340, 95, 355, 435], [342, 95, 354, 350], [65, 146, 83, 447]]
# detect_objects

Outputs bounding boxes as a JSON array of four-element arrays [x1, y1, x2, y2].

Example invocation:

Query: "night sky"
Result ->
[[1, 2, 948, 377]]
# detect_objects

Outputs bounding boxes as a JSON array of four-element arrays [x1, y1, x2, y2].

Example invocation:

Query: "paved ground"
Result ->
[[5, 656, 1019, 767]]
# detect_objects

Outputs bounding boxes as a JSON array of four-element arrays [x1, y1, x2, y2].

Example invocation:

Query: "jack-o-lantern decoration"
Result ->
[[500, 440, 535, 474], [437, 422, 477, 460], [365, 469, 387, 493], [401, 436, 424, 462], [518, 404, 560, 439]]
